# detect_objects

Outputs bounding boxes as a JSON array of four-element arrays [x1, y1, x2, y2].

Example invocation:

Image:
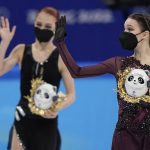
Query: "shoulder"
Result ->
[[12, 43, 25, 55], [53, 47, 59, 55], [102, 56, 124, 64], [11, 43, 26, 63], [50, 48, 59, 59]]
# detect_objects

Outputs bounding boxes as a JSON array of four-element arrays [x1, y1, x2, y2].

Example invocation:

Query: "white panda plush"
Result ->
[[125, 69, 149, 97], [34, 83, 57, 110]]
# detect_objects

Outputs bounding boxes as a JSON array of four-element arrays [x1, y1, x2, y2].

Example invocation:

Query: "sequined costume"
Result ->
[[56, 41, 150, 150], [10, 45, 62, 150]]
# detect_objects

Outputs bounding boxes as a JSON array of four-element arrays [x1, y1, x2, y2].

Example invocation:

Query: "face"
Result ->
[[34, 11, 57, 32], [124, 18, 148, 42], [124, 18, 142, 34]]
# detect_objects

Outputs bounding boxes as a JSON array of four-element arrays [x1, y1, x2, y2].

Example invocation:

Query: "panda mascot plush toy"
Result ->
[[125, 69, 150, 97], [34, 83, 57, 110], [16, 77, 66, 120]]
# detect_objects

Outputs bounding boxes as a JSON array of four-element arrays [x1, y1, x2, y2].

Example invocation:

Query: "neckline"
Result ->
[[31, 45, 56, 65], [129, 56, 150, 68], [125, 56, 150, 71]]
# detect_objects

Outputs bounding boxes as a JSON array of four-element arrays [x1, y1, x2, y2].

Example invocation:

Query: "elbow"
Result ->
[[68, 93, 76, 105], [71, 74, 78, 78], [71, 94, 76, 104], [70, 72, 80, 78], [70, 67, 82, 78]]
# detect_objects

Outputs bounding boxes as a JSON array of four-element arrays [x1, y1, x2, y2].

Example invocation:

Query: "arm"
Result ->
[[0, 43, 25, 76], [56, 41, 117, 78], [58, 55, 75, 109], [43, 56, 75, 119], [54, 16, 117, 78], [0, 16, 16, 76], [0, 17, 24, 76]]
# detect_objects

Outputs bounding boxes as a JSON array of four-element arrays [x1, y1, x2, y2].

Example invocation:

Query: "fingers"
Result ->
[[11, 25, 16, 36], [62, 16, 66, 27], [0, 16, 10, 29], [5, 18, 10, 30], [58, 17, 61, 28], [60, 16, 66, 27], [0, 16, 6, 28], [54, 15, 67, 42], [0, 16, 16, 35], [56, 16, 66, 28], [43, 109, 58, 119], [60, 16, 63, 26], [44, 114, 57, 119]]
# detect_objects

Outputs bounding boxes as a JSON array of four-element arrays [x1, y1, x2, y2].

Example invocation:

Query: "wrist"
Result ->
[[1, 39, 11, 46]]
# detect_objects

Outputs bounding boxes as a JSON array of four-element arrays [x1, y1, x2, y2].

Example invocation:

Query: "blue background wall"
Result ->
[[0, 0, 135, 61], [0, 0, 149, 150]]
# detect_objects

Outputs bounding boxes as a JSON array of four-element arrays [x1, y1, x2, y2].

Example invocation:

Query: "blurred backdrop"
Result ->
[[0, 0, 149, 150]]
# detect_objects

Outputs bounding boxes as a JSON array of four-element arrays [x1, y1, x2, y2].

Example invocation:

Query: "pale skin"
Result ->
[[0, 12, 75, 150]]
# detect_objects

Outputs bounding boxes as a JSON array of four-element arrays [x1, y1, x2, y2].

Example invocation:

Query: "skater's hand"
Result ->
[[54, 16, 67, 43], [0, 16, 16, 42], [42, 109, 58, 119]]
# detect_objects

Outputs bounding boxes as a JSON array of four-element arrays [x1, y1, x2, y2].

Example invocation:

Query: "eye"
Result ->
[[128, 76, 134, 81], [45, 25, 52, 29], [127, 28, 133, 32], [138, 77, 144, 84], [44, 93, 49, 99], [124, 27, 134, 32], [35, 23, 42, 28], [36, 89, 41, 94]]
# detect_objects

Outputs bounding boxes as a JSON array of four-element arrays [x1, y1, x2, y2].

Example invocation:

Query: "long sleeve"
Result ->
[[56, 41, 119, 78]]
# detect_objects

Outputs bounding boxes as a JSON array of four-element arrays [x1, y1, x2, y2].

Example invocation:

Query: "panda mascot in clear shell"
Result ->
[[125, 69, 150, 97]]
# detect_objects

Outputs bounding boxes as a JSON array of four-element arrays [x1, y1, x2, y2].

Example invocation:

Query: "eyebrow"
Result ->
[[36, 21, 52, 25], [35, 23, 52, 28], [45, 23, 52, 26], [124, 24, 134, 28]]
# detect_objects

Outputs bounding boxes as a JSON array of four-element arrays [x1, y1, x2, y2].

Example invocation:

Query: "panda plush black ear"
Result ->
[[53, 86, 57, 92], [147, 80, 150, 88], [52, 95, 58, 102], [145, 70, 150, 76], [144, 70, 150, 88]]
